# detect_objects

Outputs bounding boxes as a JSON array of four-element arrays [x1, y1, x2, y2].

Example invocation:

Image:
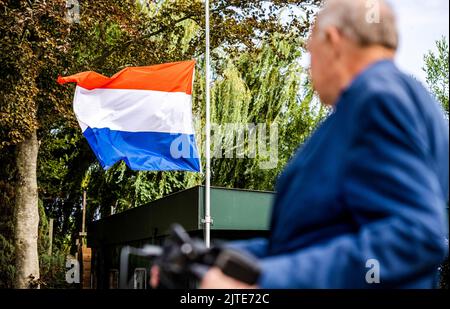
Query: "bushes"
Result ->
[[0, 233, 15, 288], [39, 251, 72, 289], [37, 199, 72, 288], [0, 152, 16, 288]]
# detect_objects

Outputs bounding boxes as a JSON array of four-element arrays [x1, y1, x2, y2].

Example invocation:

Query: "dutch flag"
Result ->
[[58, 60, 201, 172]]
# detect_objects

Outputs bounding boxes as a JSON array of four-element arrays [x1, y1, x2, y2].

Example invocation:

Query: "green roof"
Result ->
[[87, 186, 274, 247]]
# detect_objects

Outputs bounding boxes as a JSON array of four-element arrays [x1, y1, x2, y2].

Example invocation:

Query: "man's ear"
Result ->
[[324, 27, 343, 58]]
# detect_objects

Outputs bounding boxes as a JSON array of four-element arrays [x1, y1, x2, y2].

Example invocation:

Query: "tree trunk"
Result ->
[[14, 130, 40, 288]]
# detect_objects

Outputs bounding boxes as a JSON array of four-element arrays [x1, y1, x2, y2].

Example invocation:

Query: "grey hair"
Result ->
[[316, 0, 399, 50]]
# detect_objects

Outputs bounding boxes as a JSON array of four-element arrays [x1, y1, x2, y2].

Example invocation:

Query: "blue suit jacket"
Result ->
[[230, 60, 449, 288]]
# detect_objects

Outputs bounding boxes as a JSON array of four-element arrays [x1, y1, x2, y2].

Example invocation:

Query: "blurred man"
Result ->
[[153, 0, 449, 288]]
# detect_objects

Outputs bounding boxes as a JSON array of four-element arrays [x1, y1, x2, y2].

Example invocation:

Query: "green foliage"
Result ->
[[422, 37, 449, 289], [0, 148, 16, 288], [37, 124, 93, 255], [84, 163, 197, 217], [0, 0, 73, 148], [423, 36, 449, 117], [39, 252, 71, 289], [37, 199, 72, 288], [204, 34, 325, 190], [0, 234, 15, 288]]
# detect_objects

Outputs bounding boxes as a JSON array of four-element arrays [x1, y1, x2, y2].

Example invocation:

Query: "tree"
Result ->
[[0, 0, 157, 288], [207, 34, 326, 190], [423, 37, 449, 289], [0, 147, 17, 287], [423, 36, 449, 117], [0, 0, 73, 288]]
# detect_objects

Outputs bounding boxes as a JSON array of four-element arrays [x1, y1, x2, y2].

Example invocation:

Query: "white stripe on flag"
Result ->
[[73, 86, 195, 134]]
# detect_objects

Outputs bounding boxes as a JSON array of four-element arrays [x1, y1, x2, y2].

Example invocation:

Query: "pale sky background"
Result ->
[[389, 0, 449, 84], [290, 0, 449, 85]]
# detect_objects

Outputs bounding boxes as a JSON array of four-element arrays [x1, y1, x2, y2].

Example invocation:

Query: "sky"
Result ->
[[291, 0, 449, 85], [389, 0, 449, 84]]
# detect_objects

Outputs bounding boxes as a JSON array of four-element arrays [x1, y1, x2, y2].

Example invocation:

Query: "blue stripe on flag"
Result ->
[[83, 127, 201, 171]]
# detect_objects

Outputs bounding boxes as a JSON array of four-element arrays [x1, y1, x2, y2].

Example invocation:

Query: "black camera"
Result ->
[[120, 224, 261, 289]]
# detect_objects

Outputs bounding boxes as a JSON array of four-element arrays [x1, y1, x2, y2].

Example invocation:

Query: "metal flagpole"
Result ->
[[204, 0, 212, 248]]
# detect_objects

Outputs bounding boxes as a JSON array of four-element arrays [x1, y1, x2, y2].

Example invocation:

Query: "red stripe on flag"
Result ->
[[57, 60, 196, 94]]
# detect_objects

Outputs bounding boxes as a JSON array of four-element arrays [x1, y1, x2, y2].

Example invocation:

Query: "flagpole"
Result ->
[[204, 0, 212, 248]]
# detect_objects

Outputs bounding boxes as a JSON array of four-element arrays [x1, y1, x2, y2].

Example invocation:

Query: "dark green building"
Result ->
[[87, 186, 274, 289]]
